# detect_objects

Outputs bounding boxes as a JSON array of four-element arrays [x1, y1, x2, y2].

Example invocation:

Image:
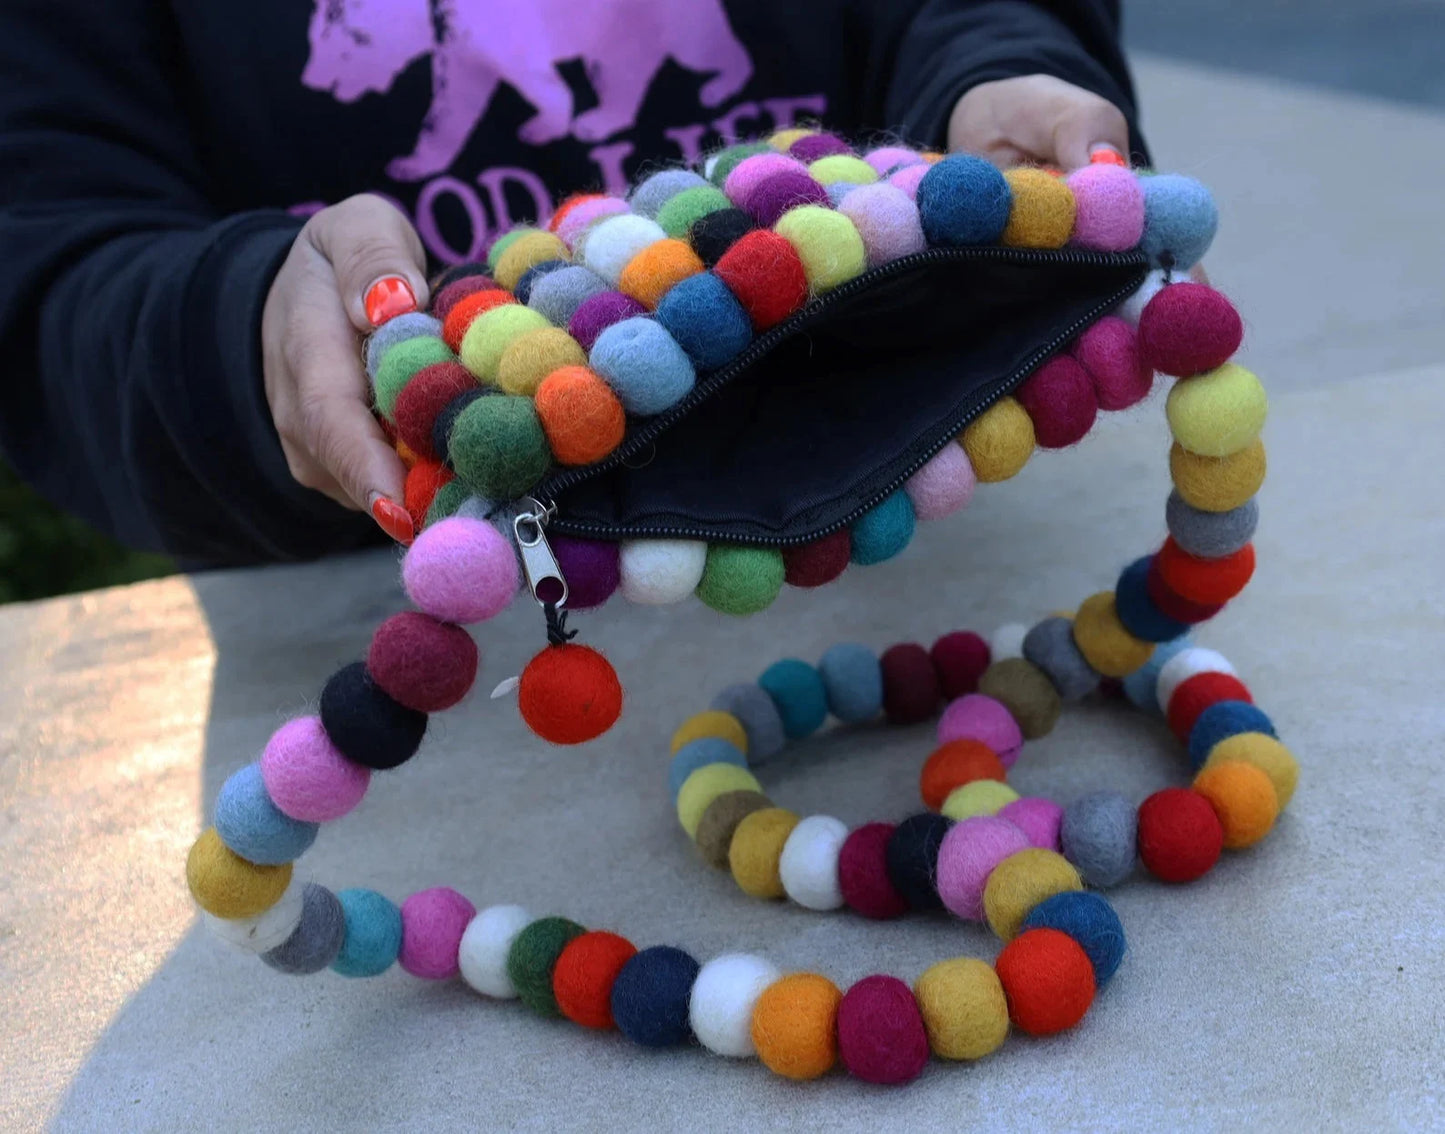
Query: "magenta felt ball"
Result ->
[[367, 612, 479, 712], [551, 536, 620, 609], [398, 887, 476, 979], [723, 153, 803, 208], [865, 146, 923, 176], [938, 694, 1024, 767], [904, 442, 976, 520], [997, 796, 1065, 850], [790, 133, 852, 162], [888, 164, 929, 200], [260, 715, 371, 823], [839, 183, 927, 267], [1136, 283, 1244, 377], [1075, 315, 1154, 411], [555, 197, 629, 251], [936, 816, 1033, 920], [402, 516, 519, 625], [1016, 355, 1098, 448], [745, 169, 829, 226], [1067, 165, 1145, 251], [837, 975, 930, 1085]]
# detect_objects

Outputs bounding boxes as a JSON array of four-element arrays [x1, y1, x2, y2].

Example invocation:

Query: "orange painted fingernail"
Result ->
[[364, 276, 417, 327], [1089, 145, 1127, 167], [370, 495, 415, 545]]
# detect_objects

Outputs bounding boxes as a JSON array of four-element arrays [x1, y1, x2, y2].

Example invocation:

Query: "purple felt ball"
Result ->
[[745, 170, 830, 226], [789, 133, 852, 162], [887, 164, 929, 200], [552, 536, 621, 609], [723, 153, 803, 209], [568, 291, 648, 352], [864, 146, 924, 177], [839, 183, 927, 266]]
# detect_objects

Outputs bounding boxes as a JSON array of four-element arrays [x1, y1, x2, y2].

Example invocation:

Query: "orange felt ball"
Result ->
[[919, 740, 1007, 812], [519, 643, 624, 745], [442, 289, 516, 353], [553, 930, 638, 1029], [1193, 759, 1278, 848], [995, 927, 1096, 1035], [750, 973, 843, 1080], [403, 460, 453, 528], [534, 365, 626, 466], [1155, 537, 1256, 606], [617, 238, 705, 309]]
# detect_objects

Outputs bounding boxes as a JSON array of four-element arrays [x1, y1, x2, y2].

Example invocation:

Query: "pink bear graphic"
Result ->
[[301, 0, 755, 181]]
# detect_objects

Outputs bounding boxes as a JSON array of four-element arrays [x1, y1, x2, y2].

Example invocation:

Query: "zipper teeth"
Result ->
[[543, 246, 1147, 547]]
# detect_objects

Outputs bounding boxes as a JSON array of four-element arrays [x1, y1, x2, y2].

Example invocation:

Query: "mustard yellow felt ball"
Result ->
[[186, 828, 294, 919], [670, 710, 750, 757], [1002, 168, 1077, 249], [774, 205, 867, 292], [1166, 363, 1269, 458], [914, 957, 1010, 1060], [941, 780, 1021, 821], [1203, 733, 1299, 809], [1193, 760, 1279, 848], [492, 230, 569, 292], [677, 763, 763, 838], [496, 327, 587, 396], [460, 304, 552, 384], [961, 397, 1035, 482], [1170, 439, 1267, 513], [983, 848, 1083, 941], [768, 128, 814, 152], [729, 808, 801, 899], [1072, 592, 1155, 677]]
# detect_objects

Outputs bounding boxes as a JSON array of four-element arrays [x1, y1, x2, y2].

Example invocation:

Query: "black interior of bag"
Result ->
[[547, 250, 1147, 546]]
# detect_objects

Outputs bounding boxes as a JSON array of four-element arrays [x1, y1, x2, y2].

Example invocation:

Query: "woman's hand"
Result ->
[[261, 194, 430, 543], [948, 74, 1130, 170]]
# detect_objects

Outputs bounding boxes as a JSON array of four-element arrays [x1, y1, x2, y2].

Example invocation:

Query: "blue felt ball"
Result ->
[[630, 168, 710, 218], [1122, 634, 1192, 716], [710, 683, 787, 763], [758, 658, 829, 739], [513, 258, 568, 305], [588, 316, 697, 416], [669, 737, 748, 801], [1060, 791, 1137, 888], [611, 945, 701, 1047], [214, 763, 319, 865], [330, 888, 404, 978], [817, 643, 883, 723], [1141, 174, 1218, 270], [655, 272, 753, 370], [850, 492, 915, 566], [1114, 556, 1191, 643], [1020, 891, 1127, 986], [916, 154, 1013, 247], [1187, 701, 1278, 769]]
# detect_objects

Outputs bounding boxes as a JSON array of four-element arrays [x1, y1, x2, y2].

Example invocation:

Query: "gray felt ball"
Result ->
[[1166, 491, 1259, 559], [817, 643, 884, 723], [526, 265, 609, 328], [1023, 617, 1099, 701], [263, 884, 347, 975], [629, 169, 710, 218], [1060, 792, 1138, 888], [364, 312, 443, 379], [710, 682, 787, 764]]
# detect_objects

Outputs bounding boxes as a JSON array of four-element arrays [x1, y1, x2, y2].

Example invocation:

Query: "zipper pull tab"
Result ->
[[513, 498, 568, 611]]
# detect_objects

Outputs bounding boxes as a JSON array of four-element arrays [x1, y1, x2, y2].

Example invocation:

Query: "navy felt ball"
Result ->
[[758, 658, 829, 739], [1114, 556, 1191, 643], [1020, 890, 1127, 985], [1187, 701, 1277, 769], [884, 813, 953, 911], [214, 762, 319, 865], [917, 155, 1013, 247], [611, 945, 701, 1047], [655, 272, 753, 370]]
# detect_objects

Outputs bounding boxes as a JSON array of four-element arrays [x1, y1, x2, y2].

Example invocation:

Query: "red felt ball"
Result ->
[[441, 289, 516, 353], [783, 531, 851, 588], [1166, 671, 1254, 743], [836, 975, 930, 1085], [1156, 537, 1256, 606], [1016, 356, 1098, 448], [1136, 283, 1244, 377], [995, 928, 1096, 1035], [393, 361, 477, 460], [1137, 787, 1224, 882], [713, 230, 809, 330], [838, 822, 909, 919], [518, 643, 623, 745], [553, 930, 638, 1030], [1146, 557, 1225, 624], [367, 612, 479, 713], [403, 460, 454, 529], [930, 630, 991, 700], [880, 643, 941, 725]]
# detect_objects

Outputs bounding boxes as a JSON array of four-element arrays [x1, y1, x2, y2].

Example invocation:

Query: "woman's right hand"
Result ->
[[261, 194, 431, 543]]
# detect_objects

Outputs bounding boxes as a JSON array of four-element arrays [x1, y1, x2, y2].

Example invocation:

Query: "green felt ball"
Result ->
[[449, 395, 552, 500], [657, 185, 733, 239], [423, 478, 471, 528], [506, 916, 586, 1016], [374, 337, 455, 421], [709, 142, 772, 187], [696, 544, 785, 616]]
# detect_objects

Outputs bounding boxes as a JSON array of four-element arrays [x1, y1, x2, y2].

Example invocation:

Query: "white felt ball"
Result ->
[[1118, 268, 1174, 326], [579, 214, 667, 285], [203, 875, 306, 954], [619, 539, 708, 605], [779, 815, 848, 911], [458, 904, 533, 999], [989, 623, 1029, 662], [689, 953, 781, 1057], [1156, 647, 1239, 713]]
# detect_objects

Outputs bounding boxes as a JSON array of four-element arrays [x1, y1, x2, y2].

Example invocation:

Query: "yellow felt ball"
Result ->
[[492, 229, 569, 292], [186, 828, 294, 919], [459, 304, 552, 384], [1203, 733, 1299, 809], [677, 763, 763, 838], [670, 709, 749, 756], [1002, 168, 1077, 249], [750, 973, 842, 1080], [983, 848, 1083, 941], [961, 397, 1035, 482], [1166, 363, 1269, 458], [914, 957, 1010, 1060], [1170, 439, 1267, 513], [768, 128, 814, 152], [809, 154, 879, 186], [1072, 591, 1155, 678], [1193, 760, 1279, 848], [495, 327, 587, 396], [729, 808, 801, 899], [774, 205, 867, 292], [941, 780, 1021, 821]]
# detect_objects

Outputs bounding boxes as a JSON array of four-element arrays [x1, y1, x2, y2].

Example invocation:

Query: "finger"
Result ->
[[1051, 99, 1130, 171], [308, 194, 430, 333]]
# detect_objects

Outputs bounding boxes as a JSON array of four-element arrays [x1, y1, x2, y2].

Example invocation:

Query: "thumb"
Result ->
[[310, 193, 431, 332], [1052, 99, 1130, 171]]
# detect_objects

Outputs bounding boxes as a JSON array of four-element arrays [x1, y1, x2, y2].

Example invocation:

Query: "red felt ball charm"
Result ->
[[783, 531, 851, 588], [713, 230, 809, 330], [1166, 671, 1253, 743], [1146, 557, 1225, 624], [553, 930, 638, 1029], [394, 361, 477, 460], [367, 612, 479, 712], [1016, 356, 1098, 448], [1137, 787, 1224, 882], [1156, 537, 1256, 606], [519, 643, 623, 744], [1136, 283, 1244, 377], [995, 927, 1096, 1035]]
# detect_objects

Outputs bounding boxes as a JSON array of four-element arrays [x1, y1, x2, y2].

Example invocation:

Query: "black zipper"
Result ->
[[530, 245, 1147, 546]]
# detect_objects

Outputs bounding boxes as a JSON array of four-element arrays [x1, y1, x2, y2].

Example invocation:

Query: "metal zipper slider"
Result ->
[[513, 498, 568, 610]]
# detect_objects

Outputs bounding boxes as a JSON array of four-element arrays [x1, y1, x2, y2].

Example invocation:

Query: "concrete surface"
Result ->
[[3, 56, 1445, 1133]]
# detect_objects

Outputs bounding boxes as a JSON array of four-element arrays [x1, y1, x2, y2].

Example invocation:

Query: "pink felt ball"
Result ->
[[555, 197, 630, 251], [837, 975, 930, 1085], [1136, 282, 1244, 377], [887, 164, 929, 200], [1016, 355, 1098, 448], [1074, 315, 1154, 411], [938, 694, 1024, 767], [398, 887, 477, 980], [997, 796, 1065, 850], [1067, 165, 1145, 251], [865, 146, 924, 177], [259, 715, 371, 823], [401, 516, 518, 626], [904, 442, 977, 520], [936, 815, 1033, 920], [838, 183, 927, 267], [723, 152, 804, 209], [367, 611, 479, 712]]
